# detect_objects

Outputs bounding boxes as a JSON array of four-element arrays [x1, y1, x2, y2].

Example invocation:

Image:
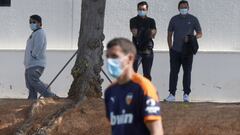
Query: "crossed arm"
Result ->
[[131, 28, 157, 39]]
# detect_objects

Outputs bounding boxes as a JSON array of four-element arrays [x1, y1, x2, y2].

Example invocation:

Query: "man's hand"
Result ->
[[196, 31, 203, 39], [184, 35, 189, 43], [131, 28, 138, 37], [148, 29, 157, 39]]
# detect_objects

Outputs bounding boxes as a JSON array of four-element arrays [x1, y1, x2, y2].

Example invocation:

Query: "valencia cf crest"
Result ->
[[125, 93, 133, 105]]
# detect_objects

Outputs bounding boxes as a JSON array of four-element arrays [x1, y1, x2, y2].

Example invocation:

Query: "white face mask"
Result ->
[[107, 58, 123, 78], [30, 23, 39, 31], [138, 10, 147, 17], [179, 8, 188, 15]]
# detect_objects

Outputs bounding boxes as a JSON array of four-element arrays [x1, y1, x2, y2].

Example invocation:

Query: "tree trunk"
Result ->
[[68, 0, 106, 101]]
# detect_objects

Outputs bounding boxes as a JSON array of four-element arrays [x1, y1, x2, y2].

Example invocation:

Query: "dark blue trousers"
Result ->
[[133, 52, 154, 81], [169, 49, 193, 95]]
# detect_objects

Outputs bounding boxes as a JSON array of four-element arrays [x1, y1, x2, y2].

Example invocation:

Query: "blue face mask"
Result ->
[[107, 58, 123, 78], [30, 23, 39, 31], [138, 10, 147, 17], [179, 8, 188, 15]]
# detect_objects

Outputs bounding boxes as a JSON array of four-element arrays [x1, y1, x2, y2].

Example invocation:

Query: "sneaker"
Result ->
[[183, 94, 190, 102], [164, 94, 175, 102]]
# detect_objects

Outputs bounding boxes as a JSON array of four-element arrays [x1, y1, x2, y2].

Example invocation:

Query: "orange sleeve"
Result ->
[[132, 73, 160, 101], [132, 73, 161, 123], [144, 115, 162, 123]]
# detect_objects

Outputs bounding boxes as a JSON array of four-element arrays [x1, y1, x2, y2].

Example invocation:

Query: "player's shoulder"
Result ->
[[105, 80, 118, 90], [104, 81, 118, 95], [132, 73, 150, 84], [131, 74, 159, 99]]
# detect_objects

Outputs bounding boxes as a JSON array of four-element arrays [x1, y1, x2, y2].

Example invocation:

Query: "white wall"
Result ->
[[0, 50, 239, 102], [0, 0, 240, 51], [0, 0, 81, 50], [104, 0, 240, 51]]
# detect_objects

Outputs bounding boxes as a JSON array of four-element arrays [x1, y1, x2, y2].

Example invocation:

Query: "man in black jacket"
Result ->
[[130, 1, 157, 81]]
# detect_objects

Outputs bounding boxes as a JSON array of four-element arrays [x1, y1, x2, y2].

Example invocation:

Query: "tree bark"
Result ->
[[68, 0, 106, 101]]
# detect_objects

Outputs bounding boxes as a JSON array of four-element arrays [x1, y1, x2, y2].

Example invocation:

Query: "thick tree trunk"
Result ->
[[68, 0, 106, 101]]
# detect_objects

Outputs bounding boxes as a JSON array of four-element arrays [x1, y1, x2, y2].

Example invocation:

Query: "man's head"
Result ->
[[178, 0, 189, 15], [106, 38, 136, 79], [137, 1, 148, 17], [29, 15, 42, 31]]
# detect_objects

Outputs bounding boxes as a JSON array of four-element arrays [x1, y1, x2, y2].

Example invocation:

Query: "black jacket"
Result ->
[[182, 35, 199, 56]]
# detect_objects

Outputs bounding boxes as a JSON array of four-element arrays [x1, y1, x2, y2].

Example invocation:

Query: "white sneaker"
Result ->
[[183, 94, 190, 102], [164, 94, 175, 102]]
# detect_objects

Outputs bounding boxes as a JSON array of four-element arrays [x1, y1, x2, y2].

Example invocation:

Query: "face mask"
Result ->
[[138, 10, 147, 17], [107, 58, 123, 78], [179, 8, 188, 15], [30, 23, 39, 31]]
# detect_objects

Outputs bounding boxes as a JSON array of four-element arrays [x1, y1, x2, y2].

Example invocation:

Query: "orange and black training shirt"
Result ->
[[104, 73, 161, 135]]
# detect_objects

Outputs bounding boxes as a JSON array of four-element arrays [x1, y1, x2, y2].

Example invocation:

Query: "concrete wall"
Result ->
[[0, 0, 240, 51], [0, 0, 81, 49], [0, 50, 240, 102], [0, 0, 240, 102], [104, 0, 240, 51]]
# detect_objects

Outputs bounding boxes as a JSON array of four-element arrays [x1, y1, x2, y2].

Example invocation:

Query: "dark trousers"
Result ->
[[169, 49, 193, 95], [133, 52, 154, 81]]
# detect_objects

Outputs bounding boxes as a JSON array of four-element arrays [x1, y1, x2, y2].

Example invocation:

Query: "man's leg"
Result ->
[[133, 54, 142, 72], [169, 49, 182, 96], [25, 69, 38, 99], [141, 53, 153, 81], [182, 55, 193, 95], [27, 66, 56, 98]]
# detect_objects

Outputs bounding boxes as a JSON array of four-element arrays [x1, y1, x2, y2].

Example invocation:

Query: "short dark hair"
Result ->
[[30, 14, 42, 24], [107, 38, 136, 56], [137, 1, 148, 9], [178, 0, 189, 9]]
